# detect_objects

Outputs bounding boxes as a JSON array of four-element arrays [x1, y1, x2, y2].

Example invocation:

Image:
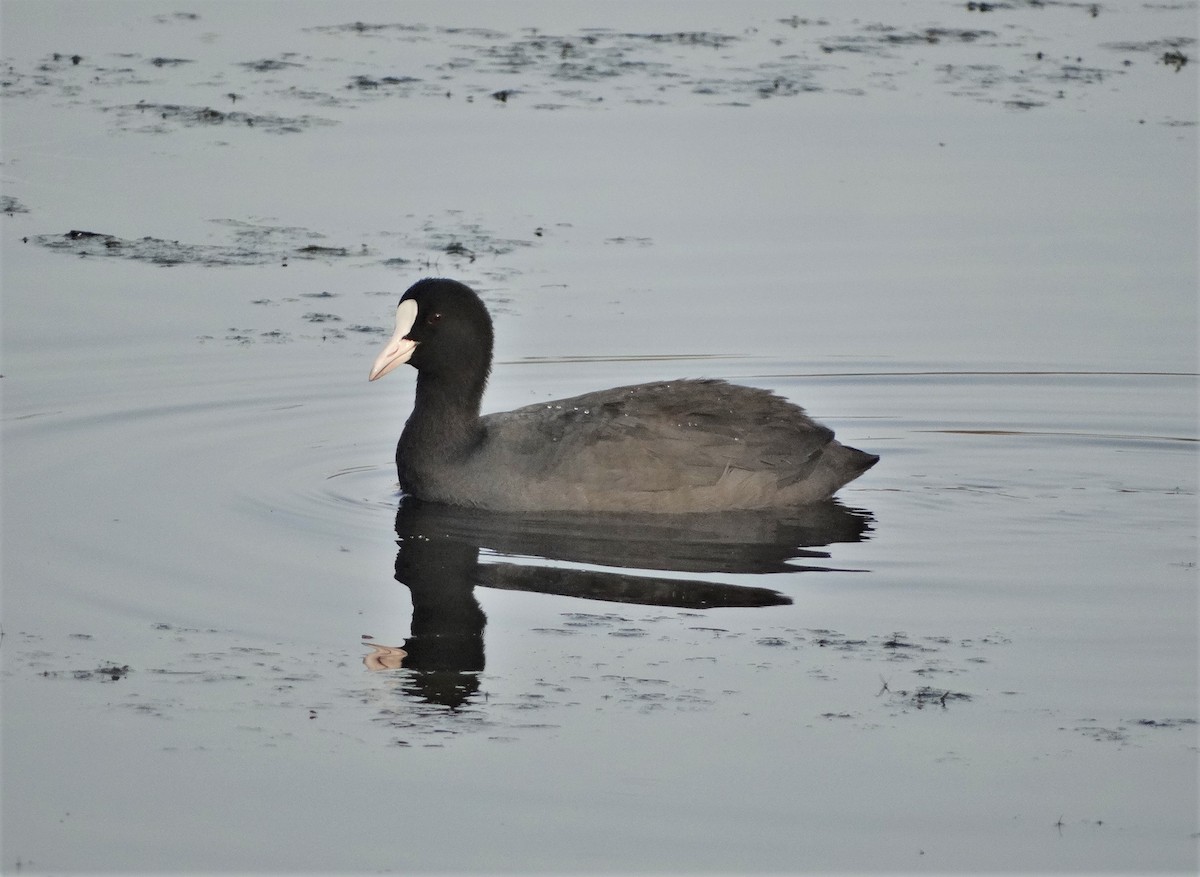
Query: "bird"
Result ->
[[369, 278, 878, 512]]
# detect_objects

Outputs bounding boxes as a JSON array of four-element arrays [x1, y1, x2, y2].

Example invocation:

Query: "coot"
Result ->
[[369, 278, 877, 512]]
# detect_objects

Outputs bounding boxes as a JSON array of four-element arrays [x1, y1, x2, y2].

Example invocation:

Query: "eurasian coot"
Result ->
[[369, 278, 877, 512]]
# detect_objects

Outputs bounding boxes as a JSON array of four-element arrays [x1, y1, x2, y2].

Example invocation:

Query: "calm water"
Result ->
[[2, 1, 1197, 873]]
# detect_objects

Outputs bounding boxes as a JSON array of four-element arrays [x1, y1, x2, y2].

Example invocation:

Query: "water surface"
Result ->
[[2, 1, 1197, 873]]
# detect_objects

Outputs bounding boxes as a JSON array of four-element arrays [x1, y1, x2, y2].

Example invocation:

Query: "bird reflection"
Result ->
[[371, 497, 875, 708]]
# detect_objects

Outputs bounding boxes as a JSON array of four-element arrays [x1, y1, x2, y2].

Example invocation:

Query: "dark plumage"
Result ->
[[370, 278, 878, 512]]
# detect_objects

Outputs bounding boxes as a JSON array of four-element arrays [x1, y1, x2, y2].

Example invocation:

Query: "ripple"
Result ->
[[6, 365, 401, 551]]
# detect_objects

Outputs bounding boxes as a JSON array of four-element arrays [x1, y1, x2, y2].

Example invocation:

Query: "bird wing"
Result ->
[[479, 379, 834, 493]]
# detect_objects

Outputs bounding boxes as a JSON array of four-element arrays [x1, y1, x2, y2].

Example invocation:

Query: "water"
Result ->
[[2, 1, 1197, 873]]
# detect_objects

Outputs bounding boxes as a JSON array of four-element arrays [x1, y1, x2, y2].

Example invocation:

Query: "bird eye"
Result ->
[[427, 312, 443, 325]]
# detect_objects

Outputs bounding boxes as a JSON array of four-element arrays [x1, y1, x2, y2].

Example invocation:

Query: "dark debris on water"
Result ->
[[41, 663, 132, 682], [103, 101, 335, 134], [31, 229, 363, 268], [5, 9, 1191, 119], [25, 213, 542, 291]]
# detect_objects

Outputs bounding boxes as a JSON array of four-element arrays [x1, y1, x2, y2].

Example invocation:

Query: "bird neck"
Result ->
[[404, 369, 487, 456]]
